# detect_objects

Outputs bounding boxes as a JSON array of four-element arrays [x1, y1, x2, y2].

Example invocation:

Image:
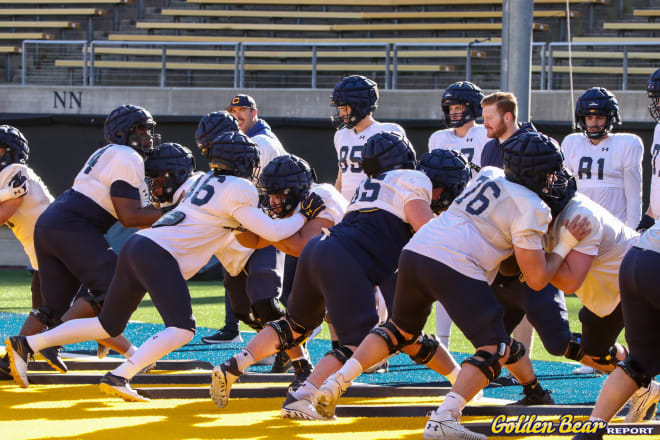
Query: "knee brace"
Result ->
[[266, 314, 311, 351], [410, 333, 440, 365], [565, 332, 584, 362], [369, 321, 416, 355], [462, 342, 508, 383], [617, 358, 653, 389], [325, 345, 354, 364], [505, 339, 526, 365], [593, 344, 622, 367], [251, 298, 285, 325], [77, 288, 105, 315], [29, 306, 61, 328]]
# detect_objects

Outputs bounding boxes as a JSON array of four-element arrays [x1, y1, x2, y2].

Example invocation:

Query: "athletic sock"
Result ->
[[437, 391, 467, 414], [336, 357, 363, 383], [235, 349, 256, 372], [445, 366, 460, 385], [27, 318, 110, 353]]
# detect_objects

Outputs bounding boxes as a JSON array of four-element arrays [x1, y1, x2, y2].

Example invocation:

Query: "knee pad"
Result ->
[[369, 321, 416, 356], [266, 314, 311, 351], [505, 339, 526, 365], [565, 332, 584, 362], [462, 343, 507, 383], [410, 333, 440, 365], [617, 358, 653, 389], [593, 344, 621, 367], [251, 298, 285, 325], [77, 288, 105, 315], [30, 306, 61, 328], [325, 345, 354, 364]]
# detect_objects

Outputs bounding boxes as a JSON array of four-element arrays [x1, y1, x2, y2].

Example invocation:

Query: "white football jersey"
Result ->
[[405, 167, 550, 284], [428, 124, 490, 167], [139, 172, 303, 279], [649, 124, 660, 218], [253, 133, 287, 177], [346, 169, 432, 222], [561, 133, 643, 228], [636, 217, 660, 254], [334, 121, 406, 201], [72, 144, 145, 219], [545, 193, 638, 317], [0, 164, 54, 269], [308, 182, 349, 224]]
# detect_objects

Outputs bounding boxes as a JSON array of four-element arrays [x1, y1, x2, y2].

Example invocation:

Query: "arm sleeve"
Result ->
[[232, 206, 305, 242], [623, 136, 643, 228]]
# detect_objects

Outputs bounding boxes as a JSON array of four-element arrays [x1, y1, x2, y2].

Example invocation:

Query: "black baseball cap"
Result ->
[[226, 94, 257, 110]]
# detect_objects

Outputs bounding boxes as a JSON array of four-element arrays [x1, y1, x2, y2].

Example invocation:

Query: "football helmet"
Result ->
[[331, 75, 379, 129], [441, 81, 485, 128], [360, 131, 416, 177], [104, 104, 159, 156], [418, 149, 471, 213], [144, 142, 195, 204], [574, 87, 622, 139], [258, 155, 317, 218], [502, 131, 564, 199], [209, 132, 260, 180], [195, 111, 240, 159], [542, 167, 577, 217], [0, 125, 29, 171], [648, 67, 660, 123]]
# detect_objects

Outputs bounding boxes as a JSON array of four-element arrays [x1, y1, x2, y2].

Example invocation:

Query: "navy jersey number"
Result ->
[[339, 145, 363, 173], [185, 174, 226, 206], [577, 156, 605, 180], [84, 146, 110, 174], [652, 143, 660, 177], [460, 148, 474, 162], [454, 175, 501, 215], [350, 173, 385, 203]]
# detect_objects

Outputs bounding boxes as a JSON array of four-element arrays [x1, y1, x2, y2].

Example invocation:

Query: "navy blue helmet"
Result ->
[[361, 131, 416, 177], [195, 111, 240, 159], [0, 125, 29, 171], [442, 81, 485, 128], [418, 149, 471, 213], [502, 131, 564, 199], [104, 104, 158, 156], [542, 167, 577, 217], [258, 154, 317, 218], [575, 87, 622, 139], [209, 132, 260, 180], [144, 142, 195, 204], [331, 75, 379, 129], [648, 67, 660, 123]]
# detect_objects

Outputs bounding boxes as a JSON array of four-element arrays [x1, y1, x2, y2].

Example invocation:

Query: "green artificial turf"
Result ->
[[0, 268, 625, 362]]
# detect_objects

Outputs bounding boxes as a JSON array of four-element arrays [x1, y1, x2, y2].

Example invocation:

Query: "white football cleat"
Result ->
[[210, 360, 242, 408], [281, 392, 330, 420], [423, 409, 487, 440], [572, 365, 596, 375], [625, 381, 660, 422], [316, 372, 352, 419]]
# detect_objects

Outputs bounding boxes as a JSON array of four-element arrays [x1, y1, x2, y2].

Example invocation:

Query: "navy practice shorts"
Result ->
[[392, 250, 510, 348]]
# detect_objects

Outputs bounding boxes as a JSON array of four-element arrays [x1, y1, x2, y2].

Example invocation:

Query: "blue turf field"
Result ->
[[0, 311, 608, 405]]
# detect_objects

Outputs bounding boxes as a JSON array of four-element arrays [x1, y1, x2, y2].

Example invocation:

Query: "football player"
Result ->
[[194, 111, 294, 374], [316, 132, 591, 440], [571, 220, 660, 440], [428, 81, 489, 169], [4, 132, 326, 398], [639, 67, 660, 230], [562, 87, 643, 229], [209, 133, 467, 420]]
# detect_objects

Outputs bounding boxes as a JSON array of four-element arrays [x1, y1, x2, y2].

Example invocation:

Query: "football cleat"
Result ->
[[41, 346, 68, 374], [289, 359, 313, 392], [99, 372, 149, 402], [270, 351, 292, 373], [97, 343, 111, 359], [423, 409, 487, 440], [5, 336, 33, 388], [201, 328, 243, 344], [624, 381, 660, 422], [316, 372, 352, 419], [210, 358, 242, 408], [510, 389, 555, 406], [138, 362, 158, 374], [281, 391, 329, 420], [0, 354, 12, 380], [572, 365, 598, 375]]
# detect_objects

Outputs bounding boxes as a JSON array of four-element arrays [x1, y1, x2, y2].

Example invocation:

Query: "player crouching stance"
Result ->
[[316, 132, 591, 440], [5, 135, 325, 401]]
